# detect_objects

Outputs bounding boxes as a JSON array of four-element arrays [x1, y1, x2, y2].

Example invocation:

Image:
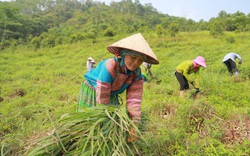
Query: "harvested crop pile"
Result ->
[[25, 105, 145, 156]]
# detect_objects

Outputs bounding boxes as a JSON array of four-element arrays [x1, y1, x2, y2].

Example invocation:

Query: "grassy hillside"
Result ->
[[1, 31, 250, 155]]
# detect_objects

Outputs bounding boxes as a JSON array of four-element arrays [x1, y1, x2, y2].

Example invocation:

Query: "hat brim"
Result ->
[[107, 46, 159, 64], [195, 61, 207, 68], [107, 33, 159, 65]]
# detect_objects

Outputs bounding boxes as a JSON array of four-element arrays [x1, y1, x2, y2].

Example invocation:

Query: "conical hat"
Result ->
[[88, 57, 93, 61], [107, 33, 159, 64]]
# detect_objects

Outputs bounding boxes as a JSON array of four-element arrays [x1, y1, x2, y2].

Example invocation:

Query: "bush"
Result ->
[[226, 36, 235, 44], [104, 28, 116, 37], [30, 36, 41, 49]]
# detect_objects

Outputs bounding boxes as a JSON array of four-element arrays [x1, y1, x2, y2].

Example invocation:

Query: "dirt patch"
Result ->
[[12, 89, 26, 97], [222, 115, 250, 144], [162, 105, 176, 119], [24, 130, 53, 153], [187, 105, 250, 144]]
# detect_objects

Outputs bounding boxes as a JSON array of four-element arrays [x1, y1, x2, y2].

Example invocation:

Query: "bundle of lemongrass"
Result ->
[[25, 105, 145, 156]]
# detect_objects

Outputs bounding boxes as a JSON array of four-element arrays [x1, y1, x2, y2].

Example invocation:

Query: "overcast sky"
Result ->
[[98, 0, 250, 22]]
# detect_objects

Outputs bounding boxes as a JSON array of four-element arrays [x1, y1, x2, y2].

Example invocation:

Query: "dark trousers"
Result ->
[[175, 72, 189, 91], [223, 59, 238, 75]]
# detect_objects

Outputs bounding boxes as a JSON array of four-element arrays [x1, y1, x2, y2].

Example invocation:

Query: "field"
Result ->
[[1, 31, 250, 155]]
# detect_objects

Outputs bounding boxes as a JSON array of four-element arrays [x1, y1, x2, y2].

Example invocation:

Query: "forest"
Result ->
[[1, 0, 250, 50], [1, 0, 250, 155]]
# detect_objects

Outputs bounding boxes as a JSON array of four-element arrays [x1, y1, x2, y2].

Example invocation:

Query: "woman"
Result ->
[[142, 62, 154, 78], [86, 57, 95, 71], [222, 52, 242, 76], [174, 56, 207, 97], [77, 33, 159, 124]]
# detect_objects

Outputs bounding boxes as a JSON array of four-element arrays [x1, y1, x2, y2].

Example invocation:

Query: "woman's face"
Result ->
[[124, 54, 145, 71]]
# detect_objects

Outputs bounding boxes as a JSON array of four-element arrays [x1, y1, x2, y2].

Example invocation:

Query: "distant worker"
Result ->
[[174, 56, 207, 97], [142, 62, 154, 78], [222, 52, 242, 76], [87, 57, 95, 71]]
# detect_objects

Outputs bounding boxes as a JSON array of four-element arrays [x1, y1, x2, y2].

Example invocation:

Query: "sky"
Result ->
[[98, 0, 250, 22]]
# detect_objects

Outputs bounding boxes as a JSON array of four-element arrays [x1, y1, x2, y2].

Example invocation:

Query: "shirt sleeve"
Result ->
[[126, 77, 144, 123], [95, 60, 116, 104], [193, 71, 200, 88], [182, 62, 193, 83], [236, 54, 242, 63]]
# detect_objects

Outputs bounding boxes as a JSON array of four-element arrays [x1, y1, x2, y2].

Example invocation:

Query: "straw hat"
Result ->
[[107, 33, 159, 64], [88, 57, 94, 61]]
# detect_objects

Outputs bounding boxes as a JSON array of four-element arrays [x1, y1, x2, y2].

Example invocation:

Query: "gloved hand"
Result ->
[[195, 88, 200, 93], [127, 127, 137, 143]]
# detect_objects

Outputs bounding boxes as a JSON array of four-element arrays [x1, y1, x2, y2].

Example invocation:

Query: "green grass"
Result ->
[[1, 31, 250, 155]]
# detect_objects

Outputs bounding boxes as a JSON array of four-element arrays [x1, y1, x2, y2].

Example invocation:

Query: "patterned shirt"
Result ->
[[84, 58, 144, 122]]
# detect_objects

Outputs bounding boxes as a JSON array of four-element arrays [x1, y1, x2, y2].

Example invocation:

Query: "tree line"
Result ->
[[0, 0, 249, 50]]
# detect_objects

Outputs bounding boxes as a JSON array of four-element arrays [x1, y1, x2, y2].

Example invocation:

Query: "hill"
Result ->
[[1, 0, 250, 51], [0, 30, 250, 155]]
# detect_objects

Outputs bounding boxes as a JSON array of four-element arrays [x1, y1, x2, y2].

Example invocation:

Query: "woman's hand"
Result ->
[[127, 127, 137, 143]]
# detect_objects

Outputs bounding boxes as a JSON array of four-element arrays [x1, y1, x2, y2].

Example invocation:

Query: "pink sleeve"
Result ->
[[126, 78, 144, 122], [96, 80, 111, 104]]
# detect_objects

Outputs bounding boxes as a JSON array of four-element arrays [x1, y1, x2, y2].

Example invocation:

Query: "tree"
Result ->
[[1, 3, 26, 49], [197, 20, 208, 31], [168, 22, 179, 37], [104, 28, 116, 37], [209, 20, 224, 37], [233, 12, 247, 32], [156, 24, 165, 37], [30, 36, 41, 50]]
